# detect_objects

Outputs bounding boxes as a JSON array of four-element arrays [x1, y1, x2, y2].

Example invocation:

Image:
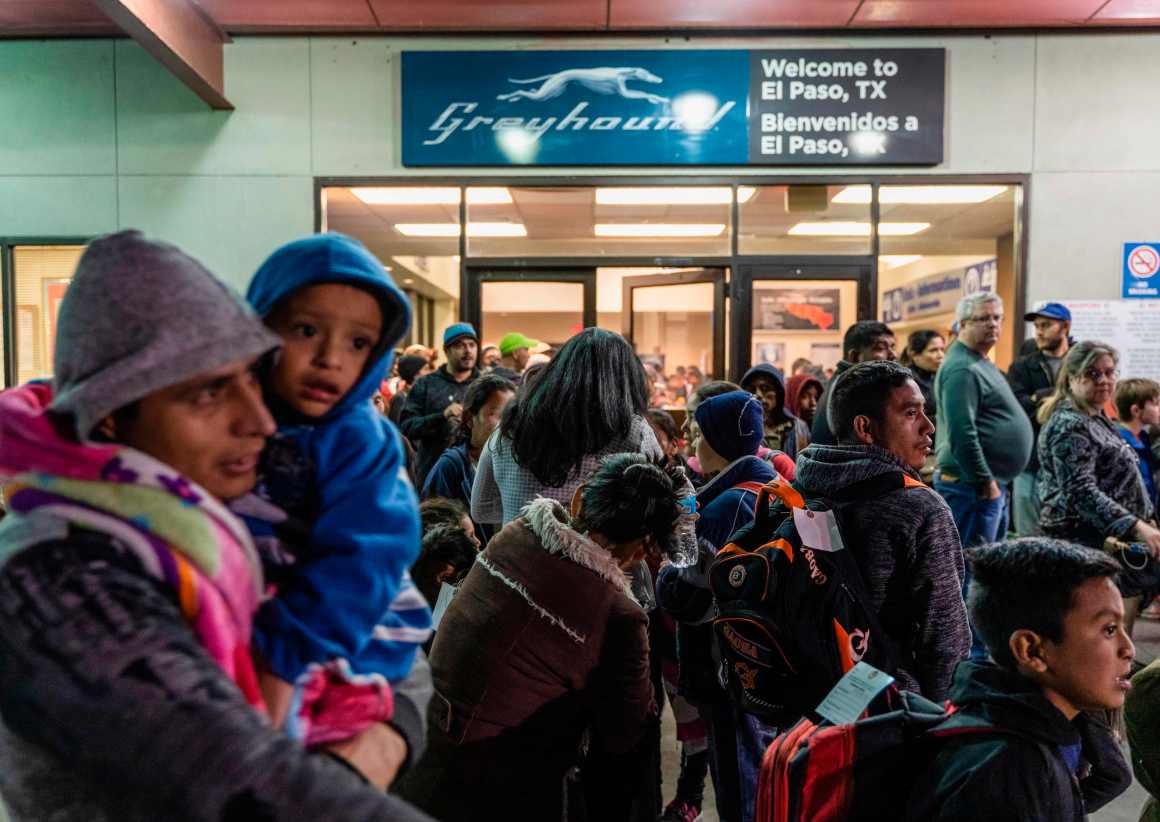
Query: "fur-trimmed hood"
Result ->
[[520, 497, 634, 600]]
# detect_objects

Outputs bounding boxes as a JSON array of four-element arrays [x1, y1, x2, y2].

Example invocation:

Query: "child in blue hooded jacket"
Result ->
[[239, 233, 430, 746]]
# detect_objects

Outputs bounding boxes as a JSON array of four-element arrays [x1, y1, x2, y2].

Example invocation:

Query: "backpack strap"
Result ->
[[733, 481, 769, 496]]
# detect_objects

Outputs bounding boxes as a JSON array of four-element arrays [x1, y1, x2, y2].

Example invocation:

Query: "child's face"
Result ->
[[1034, 576, 1134, 718], [267, 283, 383, 418], [1137, 397, 1160, 427]]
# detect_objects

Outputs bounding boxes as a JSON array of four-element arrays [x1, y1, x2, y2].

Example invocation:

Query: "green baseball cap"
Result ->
[[499, 332, 541, 356]]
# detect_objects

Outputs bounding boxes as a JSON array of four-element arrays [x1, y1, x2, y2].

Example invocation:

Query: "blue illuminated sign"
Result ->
[[1123, 242, 1160, 298], [401, 49, 945, 167], [402, 51, 749, 166]]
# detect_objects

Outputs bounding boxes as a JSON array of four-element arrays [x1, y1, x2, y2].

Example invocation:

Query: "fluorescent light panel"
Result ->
[[788, 222, 930, 237], [832, 185, 1008, 205], [879, 254, 922, 269], [394, 222, 527, 237], [353, 187, 512, 206], [595, 186, 756, 206], [594, 223, 726, 238]]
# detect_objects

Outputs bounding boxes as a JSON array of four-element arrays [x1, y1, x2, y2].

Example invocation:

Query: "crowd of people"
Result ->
[[0, 230, 1158, 822]]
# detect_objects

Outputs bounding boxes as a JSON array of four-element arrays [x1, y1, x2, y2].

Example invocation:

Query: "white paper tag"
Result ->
[[431, 582, 458, 631], [815, 662, 895, 726], [792, 506, 845, 553]]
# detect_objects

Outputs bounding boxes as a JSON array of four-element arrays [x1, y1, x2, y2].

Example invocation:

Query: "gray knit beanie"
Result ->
[[51, 230, 281, 439]]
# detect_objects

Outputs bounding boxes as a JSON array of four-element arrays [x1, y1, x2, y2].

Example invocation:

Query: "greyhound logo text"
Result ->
[[422, 65, 736, 147], [496, 67, 669, 104]]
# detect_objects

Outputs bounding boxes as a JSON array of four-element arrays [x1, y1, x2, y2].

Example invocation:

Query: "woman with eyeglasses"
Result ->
[[1037, 340, 1160, 634]]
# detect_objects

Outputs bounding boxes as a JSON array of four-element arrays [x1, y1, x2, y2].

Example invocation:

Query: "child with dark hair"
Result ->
[[419, 497, 480, 549], [410, 524, 478, 609], [239, 234, 431, 753], [423, 374, 516, 504], [906, 537, 1133, 821]]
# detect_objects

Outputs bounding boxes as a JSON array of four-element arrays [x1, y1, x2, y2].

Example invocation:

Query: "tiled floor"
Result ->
[[659, 618, 1160, 822]]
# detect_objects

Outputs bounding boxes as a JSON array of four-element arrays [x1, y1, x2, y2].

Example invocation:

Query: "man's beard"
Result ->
[[1040, 336, 1064, 354]]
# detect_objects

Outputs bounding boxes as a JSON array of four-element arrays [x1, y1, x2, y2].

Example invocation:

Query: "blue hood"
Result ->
[[247, 233, 410, 419]]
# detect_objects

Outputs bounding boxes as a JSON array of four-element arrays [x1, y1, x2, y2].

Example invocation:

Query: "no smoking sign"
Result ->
[[1124, 242, 1160, 298]]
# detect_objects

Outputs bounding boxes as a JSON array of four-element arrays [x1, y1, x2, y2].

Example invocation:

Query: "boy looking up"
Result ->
[[906, 538, 1132, 820], [1116, 378, 1160, 509], [241, 234, 430, 752]]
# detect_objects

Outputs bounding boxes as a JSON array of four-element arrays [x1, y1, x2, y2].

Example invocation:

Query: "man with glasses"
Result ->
[[934, 293, 1033, 655], [1007, 302, 1073, 535]]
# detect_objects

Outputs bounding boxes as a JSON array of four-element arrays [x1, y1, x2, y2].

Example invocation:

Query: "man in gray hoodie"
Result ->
[[795, 360, 970, 700]]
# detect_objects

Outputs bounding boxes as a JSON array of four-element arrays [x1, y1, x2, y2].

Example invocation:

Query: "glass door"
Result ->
[[622, 269, 725, 383], [731, 261, 873, 382], [466, 268, 596, 354]]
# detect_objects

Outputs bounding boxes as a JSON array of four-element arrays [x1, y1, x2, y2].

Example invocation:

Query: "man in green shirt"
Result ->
[[934, 292, 1033, 656]]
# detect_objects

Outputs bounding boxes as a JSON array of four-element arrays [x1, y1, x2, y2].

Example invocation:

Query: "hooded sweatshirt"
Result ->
[[794, 444, 970, 699], [905, 661, 1131, 821], [243, 234, 430, 716], [784, 372, 824, 423], [740, 364, 810, 459]]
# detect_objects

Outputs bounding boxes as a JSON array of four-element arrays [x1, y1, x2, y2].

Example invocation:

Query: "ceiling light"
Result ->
[[595, 186, 756, 206], [594, 223, 726, 238], [879, 255, 922, 269], [402, 278, 415, 284], [832, 185, 1008, 205], [787, 222, 929, 237], [352, 187, 512, 206], [393, 222, 527, 237]]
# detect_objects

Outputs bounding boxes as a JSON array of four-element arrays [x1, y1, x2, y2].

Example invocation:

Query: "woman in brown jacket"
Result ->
[[398, 453, 688, 821]]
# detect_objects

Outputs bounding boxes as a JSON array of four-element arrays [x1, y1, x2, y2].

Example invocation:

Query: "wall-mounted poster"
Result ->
[[753, 287, 841, 332], [753, 341, 787, 371], [42, 278, 70, 369], [810, 342, 842, 371]]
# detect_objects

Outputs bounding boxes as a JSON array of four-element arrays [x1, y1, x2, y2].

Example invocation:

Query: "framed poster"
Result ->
[[42, 278, 70, 368], [753, 341, 787, 371], [753, 287, 841, 332]]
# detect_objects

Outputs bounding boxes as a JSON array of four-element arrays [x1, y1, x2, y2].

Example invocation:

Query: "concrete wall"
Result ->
[[0, 32, 1155, 301]]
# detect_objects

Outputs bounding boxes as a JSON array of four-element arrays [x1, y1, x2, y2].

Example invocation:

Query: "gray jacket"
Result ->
[[1038, 399, 1153, 548], [0, 519, 433, 822], [795, 444, 971, 700]]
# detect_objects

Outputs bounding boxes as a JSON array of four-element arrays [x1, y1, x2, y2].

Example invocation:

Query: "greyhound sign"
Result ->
[[402, 50, 749, 166], [401, 49, 945, 166]]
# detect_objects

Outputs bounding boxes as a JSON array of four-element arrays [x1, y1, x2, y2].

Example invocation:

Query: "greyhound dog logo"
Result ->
[[496, 67, 669, 104]]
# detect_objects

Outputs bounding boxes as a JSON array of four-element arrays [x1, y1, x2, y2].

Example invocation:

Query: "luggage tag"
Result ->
[[815, 662, 895, 726], [431, 582, 459, 631], [792, 506, 845, 553]]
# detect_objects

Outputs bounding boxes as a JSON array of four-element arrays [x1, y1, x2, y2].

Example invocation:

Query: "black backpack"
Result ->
[[709, 474, 922, 721]]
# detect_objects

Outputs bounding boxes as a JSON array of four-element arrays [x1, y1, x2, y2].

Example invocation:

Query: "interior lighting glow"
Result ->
[[595, 186, 756, 205], [394, 223, 527, 238], [594, 223, 726, 238], [832, 185, 1008, 205], [353, 187, 512, 206], [496, 128, 539, 163], [671, 92, 720, 133], [788, 222, 930, 237], [879, 255, 922, 269]]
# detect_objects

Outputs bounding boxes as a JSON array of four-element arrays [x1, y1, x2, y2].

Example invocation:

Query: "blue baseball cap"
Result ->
[[443, 322, 478, 347], [1024, 302, 1072, 323]]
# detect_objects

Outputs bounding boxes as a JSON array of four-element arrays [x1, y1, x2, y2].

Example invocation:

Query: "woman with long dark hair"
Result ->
[[471, 327, 662, 525]]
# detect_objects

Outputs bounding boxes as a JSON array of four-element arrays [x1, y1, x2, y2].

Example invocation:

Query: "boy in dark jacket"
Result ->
[[906, 538, 1133, 821], [657, 390, 779, 822]]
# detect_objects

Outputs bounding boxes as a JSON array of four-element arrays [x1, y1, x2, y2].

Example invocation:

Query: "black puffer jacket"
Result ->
[[0, 529, 433, 822], [905, 661, 1131, 821], [399, 365, 479, 485]]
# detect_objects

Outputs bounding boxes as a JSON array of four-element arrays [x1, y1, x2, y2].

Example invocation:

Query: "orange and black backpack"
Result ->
[[708, 473, 924, 722]]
